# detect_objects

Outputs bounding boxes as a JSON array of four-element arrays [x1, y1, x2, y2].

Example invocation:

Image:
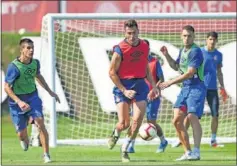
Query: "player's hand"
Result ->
[[50, 91, 61, 103], [123, 89, 136, 99], [147, 87, 160, 101], [159, 80, 173, 90], [17, 100, 31, 112], [160, 46, 169, 56], [219, 87, 228, 103]]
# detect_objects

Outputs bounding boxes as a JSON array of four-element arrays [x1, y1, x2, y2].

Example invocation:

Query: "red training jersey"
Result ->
[[114, 39, 149, 79], [146, 56, 160, 90]]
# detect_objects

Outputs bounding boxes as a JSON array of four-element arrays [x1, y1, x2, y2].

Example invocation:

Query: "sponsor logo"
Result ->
[[24, 68, 35, 75]]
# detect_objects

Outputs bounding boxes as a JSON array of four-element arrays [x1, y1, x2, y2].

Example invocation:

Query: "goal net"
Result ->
[[39, 13, 236, 147]]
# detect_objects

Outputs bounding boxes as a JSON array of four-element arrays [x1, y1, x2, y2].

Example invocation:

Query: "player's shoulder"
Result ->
[[32, 58, 40, 63], [213, 49, 222, 56], [9, 58, 19, 67], [192, 45, 202, 51], [200, 46, 206, 51], [190, 46, 202, 56]]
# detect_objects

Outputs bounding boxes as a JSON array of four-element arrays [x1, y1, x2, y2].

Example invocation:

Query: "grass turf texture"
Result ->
[[2, 115, 236, 165]]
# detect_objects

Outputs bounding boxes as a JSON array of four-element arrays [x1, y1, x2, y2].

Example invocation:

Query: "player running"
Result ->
[[4, 38, 60, 163], [127, 39, 168, 153], [108, 19, 159, 162]]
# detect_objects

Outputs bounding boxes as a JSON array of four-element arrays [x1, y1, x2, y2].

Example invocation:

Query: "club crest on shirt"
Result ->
[[130, 51, 143, 58], [213, 55, 217, 61], [180, 57, 186, 63], [24, 68, 36, 75]]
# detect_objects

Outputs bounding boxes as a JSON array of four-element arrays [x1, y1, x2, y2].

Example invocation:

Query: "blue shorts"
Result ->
[[206, 89, 219, 117], [113, 78, 149, 104], [146, 97, 161, 120], [174, 84, 206, 119], [9, 92, 43, 132]]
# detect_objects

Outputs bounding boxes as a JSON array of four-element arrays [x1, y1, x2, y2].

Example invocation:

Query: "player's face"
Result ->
[[125, 26, 139, 45], [20, 43, 34, 59], [206, 36, 217, 49], [181, 29, 194, 47]]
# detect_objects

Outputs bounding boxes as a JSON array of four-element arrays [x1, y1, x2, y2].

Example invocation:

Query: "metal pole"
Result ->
[[59, 0, 67, 32]]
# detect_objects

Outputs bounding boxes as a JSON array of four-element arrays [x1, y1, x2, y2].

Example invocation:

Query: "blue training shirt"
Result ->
[[176, 46, 204, 86], [5, 58, 40, 105], [201, 47, 222, 90]]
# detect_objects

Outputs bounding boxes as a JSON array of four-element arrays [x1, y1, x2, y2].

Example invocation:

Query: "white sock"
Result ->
[[122, 137, 132, 152], [131, 139, 135, 147], [159, 135, 166, 144], [114, 128, 120, 137], [211, 133, 216, 141], [185, 150, 192, 155], [44, 152, 50, 156], [31, 124, 40, 139], [193, 147, 200, 154]]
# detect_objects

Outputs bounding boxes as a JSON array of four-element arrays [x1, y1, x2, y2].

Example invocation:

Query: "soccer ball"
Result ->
[[139, 123, 157, 141]]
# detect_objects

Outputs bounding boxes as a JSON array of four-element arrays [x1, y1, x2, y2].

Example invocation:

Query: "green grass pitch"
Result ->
[[2, 115, 236, 165]]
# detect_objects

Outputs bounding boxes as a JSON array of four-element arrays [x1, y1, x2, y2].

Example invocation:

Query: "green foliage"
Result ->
[[2, 33, 40, 71]]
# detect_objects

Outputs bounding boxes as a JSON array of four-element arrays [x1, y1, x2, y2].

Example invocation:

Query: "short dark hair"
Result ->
[[143, 39, 150, 46], [19, 38, 33, 46], [182, 25, 195, 33], [124, 19, 138, 29], [206, 31, 218, 39]]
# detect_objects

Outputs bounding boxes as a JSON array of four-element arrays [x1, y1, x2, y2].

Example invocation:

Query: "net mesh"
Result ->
[[40, 15, 236, 145]]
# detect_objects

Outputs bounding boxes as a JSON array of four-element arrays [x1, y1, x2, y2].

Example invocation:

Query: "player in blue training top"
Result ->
[[159, 25, 206, 161], [201, 31, 227, 146], [4, 38, 60, 163], [173, 32, 228, 148], [127, 39, 168, 153]]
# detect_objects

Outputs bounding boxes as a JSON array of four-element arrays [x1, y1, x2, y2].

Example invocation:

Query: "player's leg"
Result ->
[[147, 98, 168, 153], [173, 88, 200, 161], [172, 106, 190, 148], [33, 117, 51, 163], [172, 108, 194, 161], [29, 96, 51, 163], [108, 102, 130, 150], [206, 90, 219, 146], [121, 100, 146, 162], [29, 123, 41, 147], [186, 85, 206, 160], [121, 79, 149, 161], [9, 106, 29, 151], [108, 85, 131, 150]]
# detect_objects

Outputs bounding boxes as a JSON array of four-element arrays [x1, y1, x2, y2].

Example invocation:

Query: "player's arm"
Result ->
[[217, 65, 225, 88], [4, 83, 20, 103], [217, 54, 227, 102], [4, 63, 30, 111], [164, 67, 197, 86], [156, 60, 164, 85], [160, 46, 179, 71], [109, 52, 126, 92], [146, 64, 160, 100], [36, 74, 60, 103], [160, 48, 201, 89], [35, 59, 60, 103], [146, 64, 157, 89], [109, 46, 136, 99]]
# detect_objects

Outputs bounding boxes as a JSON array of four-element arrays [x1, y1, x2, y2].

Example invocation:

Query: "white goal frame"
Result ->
[[43, 12, 236, 147]]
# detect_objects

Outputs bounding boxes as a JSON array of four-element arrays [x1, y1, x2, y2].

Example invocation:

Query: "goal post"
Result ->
[[40, 13, 236, 147]]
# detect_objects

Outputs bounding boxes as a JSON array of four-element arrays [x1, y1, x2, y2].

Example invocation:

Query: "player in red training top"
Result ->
[[108, 19, 159, 162]]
